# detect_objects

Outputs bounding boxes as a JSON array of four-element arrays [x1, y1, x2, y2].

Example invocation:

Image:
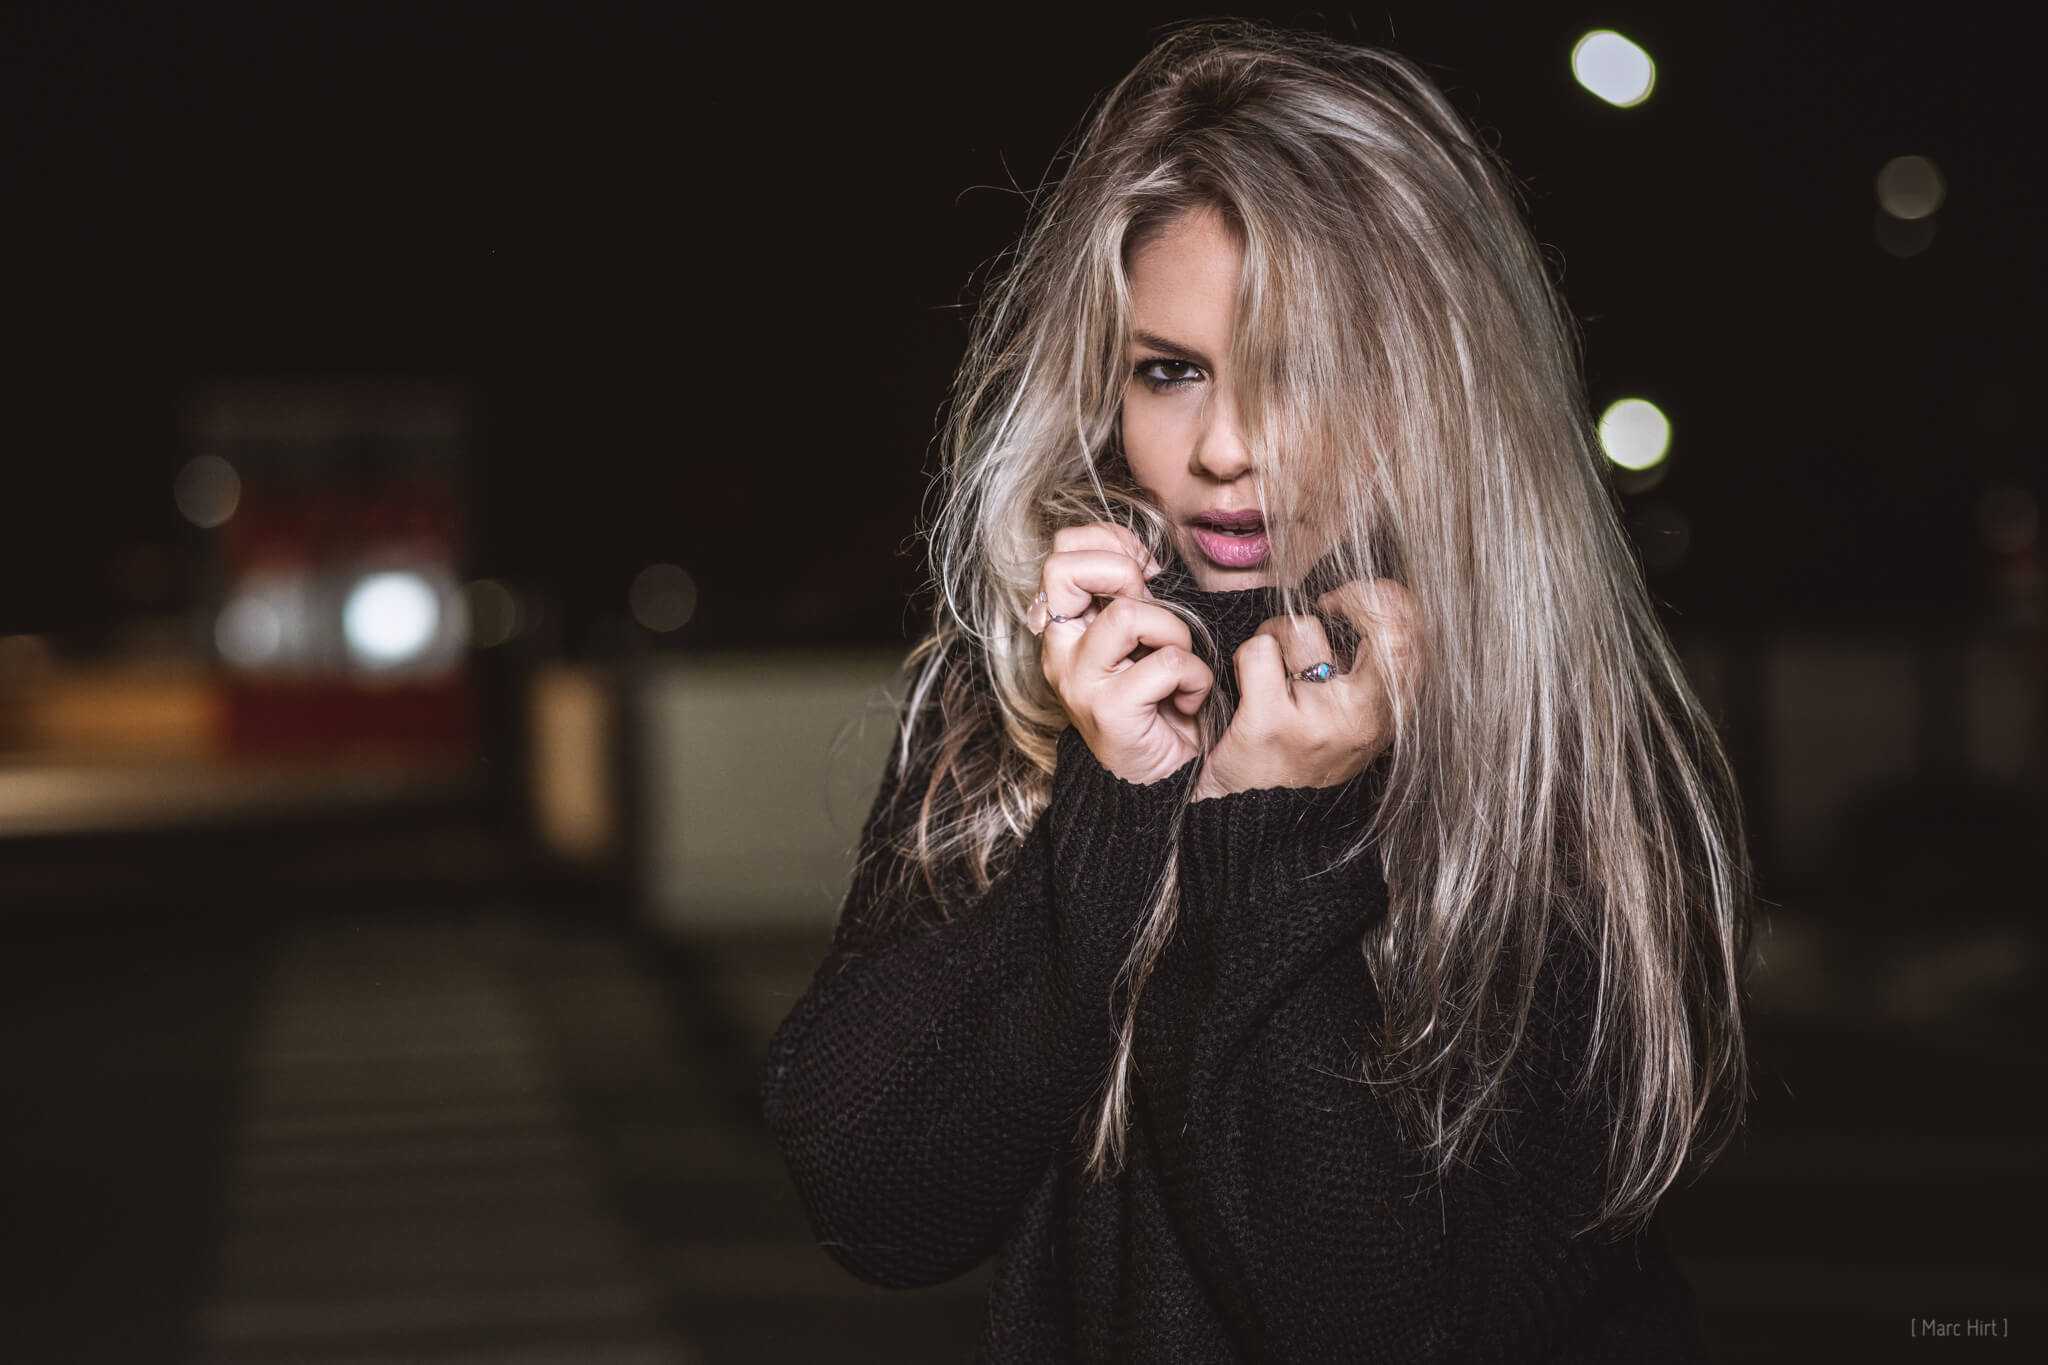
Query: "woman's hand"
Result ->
[[1027, 523, 1215, 786], [1191, 579, 1420, 802]]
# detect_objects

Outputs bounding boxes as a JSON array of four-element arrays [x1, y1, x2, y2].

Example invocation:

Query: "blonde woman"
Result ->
[[763, 21, 1748, 1363]]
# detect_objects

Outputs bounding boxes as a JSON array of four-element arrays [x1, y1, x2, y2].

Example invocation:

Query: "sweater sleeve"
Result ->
[[1169, 779, 1636, 1363], [762, 709, 1192, 1290]]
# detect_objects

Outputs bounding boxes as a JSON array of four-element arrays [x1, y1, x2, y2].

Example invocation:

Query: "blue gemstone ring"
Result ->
[[1292, 661, 1336, 683]]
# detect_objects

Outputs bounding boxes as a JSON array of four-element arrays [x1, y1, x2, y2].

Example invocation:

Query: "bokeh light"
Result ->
[[460, 578, 523, 648], [1874, 155, 1944, 258], [343, 571, 441, 667], [1598, 398, 1672, 470], [1876, 155, 1946, 220], [1572, 31, 1656, 108], [630, 564, 698, 633], [174, 455, 242, 529], [215, 595, 283, 667]]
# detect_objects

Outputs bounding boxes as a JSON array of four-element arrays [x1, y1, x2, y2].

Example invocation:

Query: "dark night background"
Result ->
[[1, 3, 2040, 1362], [5, 3, 2036, 648]]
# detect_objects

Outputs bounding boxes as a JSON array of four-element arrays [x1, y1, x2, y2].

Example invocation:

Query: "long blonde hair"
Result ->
[[873, 19, 1750, 1235]]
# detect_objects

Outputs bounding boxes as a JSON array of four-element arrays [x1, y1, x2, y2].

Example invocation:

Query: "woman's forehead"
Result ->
[[1126, 206, 1244, 358]]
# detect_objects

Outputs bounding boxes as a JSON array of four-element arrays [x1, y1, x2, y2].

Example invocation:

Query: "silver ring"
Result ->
[[1291, 661, 1335, 683], [1033, 590, 1078, 625]]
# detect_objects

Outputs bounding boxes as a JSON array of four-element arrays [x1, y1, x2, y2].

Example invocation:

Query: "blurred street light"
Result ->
[[1573, 31, 1656, 108], [1598, 398, 1673, 470], [174, 455, 241, 529]]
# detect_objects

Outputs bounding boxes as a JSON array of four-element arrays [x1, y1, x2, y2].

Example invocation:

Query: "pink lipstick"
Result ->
[[1190, 509, 1269, 570]]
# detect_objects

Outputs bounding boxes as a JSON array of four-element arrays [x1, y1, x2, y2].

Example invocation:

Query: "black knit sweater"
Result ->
[[762, 568, 1711, 1362]]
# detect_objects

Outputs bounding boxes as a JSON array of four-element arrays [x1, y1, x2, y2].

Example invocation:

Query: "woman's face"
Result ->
[[1121, 204, 1272, 591]]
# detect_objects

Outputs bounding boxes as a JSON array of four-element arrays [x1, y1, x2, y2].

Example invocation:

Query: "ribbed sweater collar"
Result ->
[[1146, 559, 1280, 665], [1145, 557, 1375, 739]]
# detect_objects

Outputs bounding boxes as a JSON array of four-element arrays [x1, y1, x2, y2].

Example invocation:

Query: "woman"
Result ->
[[763, 20, 1749, 1363]]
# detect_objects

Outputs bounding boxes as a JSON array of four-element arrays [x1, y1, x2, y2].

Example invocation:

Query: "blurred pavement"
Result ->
[[1, 808, 2040, 1363]]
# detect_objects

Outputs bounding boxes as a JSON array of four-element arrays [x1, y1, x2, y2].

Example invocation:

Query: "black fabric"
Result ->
[[761, 569, 1711, 1363]]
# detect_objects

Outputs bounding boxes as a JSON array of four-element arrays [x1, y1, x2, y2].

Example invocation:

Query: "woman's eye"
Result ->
[[1135, 358, 1202, 391]]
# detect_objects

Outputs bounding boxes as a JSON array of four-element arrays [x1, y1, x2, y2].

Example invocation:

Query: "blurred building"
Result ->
[[0, 382, 481, 840], [195, 382, 476, 761]]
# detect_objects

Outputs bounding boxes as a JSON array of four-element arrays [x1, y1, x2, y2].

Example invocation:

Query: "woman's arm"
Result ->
[[762, 720, 1190, 1290], [1167, 782, 1632, 1363]]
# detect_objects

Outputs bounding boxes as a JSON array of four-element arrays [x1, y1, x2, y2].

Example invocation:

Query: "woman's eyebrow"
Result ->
[[1129, 329, 1217, 371]]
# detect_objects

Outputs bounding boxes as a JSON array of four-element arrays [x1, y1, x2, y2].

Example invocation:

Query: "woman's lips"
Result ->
[[1191, 522, 1270, 569]]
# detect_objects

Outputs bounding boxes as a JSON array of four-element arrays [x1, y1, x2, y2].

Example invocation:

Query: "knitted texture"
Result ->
[[762, 568, 1711, 1363]]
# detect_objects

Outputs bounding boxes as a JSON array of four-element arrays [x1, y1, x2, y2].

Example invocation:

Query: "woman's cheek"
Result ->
[[1120, 399, 1164, 485], [1121, 394, 1196, 495]]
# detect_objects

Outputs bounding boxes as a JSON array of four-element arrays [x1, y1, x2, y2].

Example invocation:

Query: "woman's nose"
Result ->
[[1192, 391, 1253, 480]]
